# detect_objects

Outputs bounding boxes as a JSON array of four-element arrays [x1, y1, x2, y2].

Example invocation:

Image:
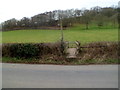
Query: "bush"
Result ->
[[2, 44, 11, 57], [2, 42, 65, 59], [10, 43, 40, 59]]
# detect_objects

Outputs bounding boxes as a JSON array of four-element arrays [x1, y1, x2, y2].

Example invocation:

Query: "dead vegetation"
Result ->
[[78, 42, 119, 60]]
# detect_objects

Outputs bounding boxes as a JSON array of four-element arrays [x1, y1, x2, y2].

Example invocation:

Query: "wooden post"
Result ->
[[75, 41, 81, 53], [60, 18, 63, 42]]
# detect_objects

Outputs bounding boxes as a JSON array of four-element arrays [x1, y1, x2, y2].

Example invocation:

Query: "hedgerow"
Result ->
[[2, 42, 65, 59]]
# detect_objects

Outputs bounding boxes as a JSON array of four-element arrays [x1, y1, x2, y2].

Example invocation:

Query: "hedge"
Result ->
[[2, 42, 66, 59], [2, 41, 119, 60]]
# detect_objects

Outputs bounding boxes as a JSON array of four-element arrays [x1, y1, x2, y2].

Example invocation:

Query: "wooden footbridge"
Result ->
[[66, 41, 80, 59]]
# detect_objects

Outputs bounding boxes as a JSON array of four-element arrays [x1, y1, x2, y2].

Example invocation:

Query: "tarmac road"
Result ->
[[2, 63, 118, 88]]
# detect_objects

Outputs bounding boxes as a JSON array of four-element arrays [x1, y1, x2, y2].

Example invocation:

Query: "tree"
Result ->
[[20, 17, 31, 28], [31, 13, 50, 27], [93, 13, 108, 28], [0, 23, 2, 31], [101, 7, 117, 17], [110, 13, 118, 28], [81, 10, 91, 30], [2, 6, 118, 31], [117, 7, 120, 29], [2, 18, 18, 30]]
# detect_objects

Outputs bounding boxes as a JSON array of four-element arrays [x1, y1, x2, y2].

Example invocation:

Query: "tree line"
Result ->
[[1, 6, 119, 31]]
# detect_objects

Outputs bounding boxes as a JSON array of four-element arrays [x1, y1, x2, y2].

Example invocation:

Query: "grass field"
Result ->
[[2, 27, 118, 44]]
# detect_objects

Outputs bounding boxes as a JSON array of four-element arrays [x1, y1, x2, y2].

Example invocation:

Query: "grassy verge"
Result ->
[[2, 57, 118, 65]]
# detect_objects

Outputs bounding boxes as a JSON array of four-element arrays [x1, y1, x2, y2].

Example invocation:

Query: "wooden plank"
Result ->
[[66, 48, 77, 59]]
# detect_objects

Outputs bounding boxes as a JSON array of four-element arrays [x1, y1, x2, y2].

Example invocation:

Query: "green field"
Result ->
[[2, 28, 118, 44]]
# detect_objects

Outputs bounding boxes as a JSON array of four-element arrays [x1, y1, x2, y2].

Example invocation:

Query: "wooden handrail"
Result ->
[[80, 46, 107, 48]]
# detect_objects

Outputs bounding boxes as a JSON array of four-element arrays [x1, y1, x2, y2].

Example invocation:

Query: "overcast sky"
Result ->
[[0, 0, 119, 23]]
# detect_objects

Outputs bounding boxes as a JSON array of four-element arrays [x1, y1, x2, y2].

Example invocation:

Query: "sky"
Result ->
[[0, 0, 119, 23]]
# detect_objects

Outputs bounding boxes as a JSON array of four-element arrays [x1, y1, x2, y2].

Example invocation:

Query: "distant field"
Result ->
[[2, 28, 118, 44]]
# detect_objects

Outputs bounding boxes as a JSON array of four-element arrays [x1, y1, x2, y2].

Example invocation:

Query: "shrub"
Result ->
[[2, 42, 65, 59], [2, 44, 11, 57], [10, 43, 40, 59]]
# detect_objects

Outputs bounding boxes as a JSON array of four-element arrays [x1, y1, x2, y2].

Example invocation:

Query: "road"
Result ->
[[2, 63, 118, 88]]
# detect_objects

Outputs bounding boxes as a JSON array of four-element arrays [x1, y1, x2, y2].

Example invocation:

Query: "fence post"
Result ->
[[75, 41, 81, 53]]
